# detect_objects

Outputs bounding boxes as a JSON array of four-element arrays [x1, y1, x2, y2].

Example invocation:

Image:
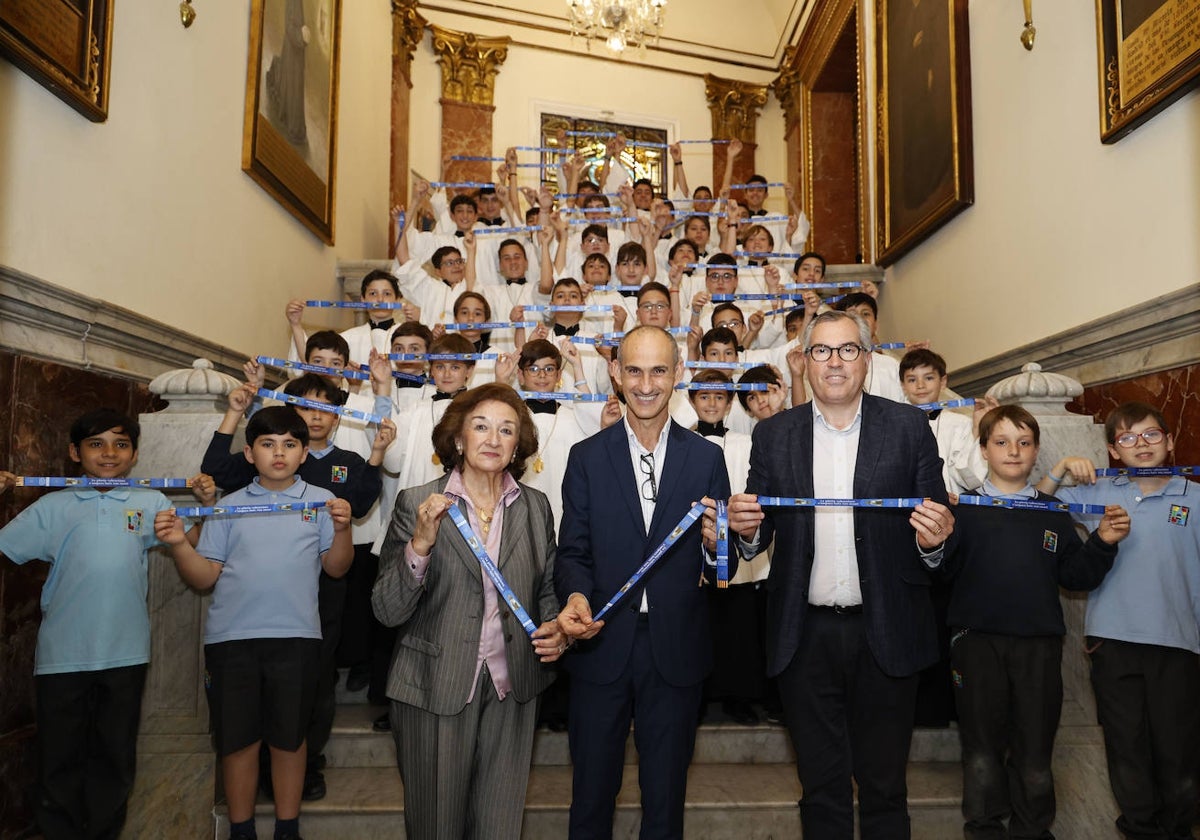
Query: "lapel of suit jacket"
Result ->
[[789, 404, 816, 499], [647, 422, 689, 541], [497, 488, 530, 571], [605, 424, 646, 532], [447, 495, 484, 584], [853, 395, 883, 496]]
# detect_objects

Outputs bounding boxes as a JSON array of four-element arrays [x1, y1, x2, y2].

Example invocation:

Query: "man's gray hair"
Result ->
[[801, 310, 872, 353]]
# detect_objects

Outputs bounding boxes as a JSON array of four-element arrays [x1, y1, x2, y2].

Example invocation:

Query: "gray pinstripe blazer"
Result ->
[[371, 473, 559, 715]]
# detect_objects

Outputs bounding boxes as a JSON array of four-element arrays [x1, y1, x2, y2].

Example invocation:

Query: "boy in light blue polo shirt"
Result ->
[[1037, 401, 1200, 840], [155, 405, 353, 840], [0, 408, 211, 840]]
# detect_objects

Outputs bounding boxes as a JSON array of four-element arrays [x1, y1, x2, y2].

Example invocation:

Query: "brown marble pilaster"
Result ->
[[808, 91, 858, 263], [429, 24, 509, 199], [390, 0, 427, 256], [704, 74, 768, 191]]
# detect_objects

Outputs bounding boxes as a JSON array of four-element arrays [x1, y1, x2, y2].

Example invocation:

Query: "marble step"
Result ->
[[324, 704, 963, 769], [218, 760, 964, 840]]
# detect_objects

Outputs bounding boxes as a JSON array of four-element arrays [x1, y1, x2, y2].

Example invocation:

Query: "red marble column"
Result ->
[[808, 91, 858, 263], [440, 99, 496, 196]]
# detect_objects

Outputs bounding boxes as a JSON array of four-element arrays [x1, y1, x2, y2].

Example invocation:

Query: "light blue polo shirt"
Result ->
[[0, 486, 174, 675], [1058, 476, 1200, 653], [197, 476, 335, 645]]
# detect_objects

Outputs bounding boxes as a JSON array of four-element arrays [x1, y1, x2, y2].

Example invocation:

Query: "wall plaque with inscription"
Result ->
[[1096, 0, 1200, 142], [0, 0, 114, 122]]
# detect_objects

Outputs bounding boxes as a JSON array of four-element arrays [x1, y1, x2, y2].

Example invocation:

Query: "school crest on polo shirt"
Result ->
[[331, 465, 348, 484], [125, 510, 144, 534], [302, 508, 318, 523], [1042, 530, 1058, 553], [1169, 505, 1190, 527]]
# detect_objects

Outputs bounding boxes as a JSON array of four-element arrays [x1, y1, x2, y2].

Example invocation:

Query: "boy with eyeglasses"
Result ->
[[1034, 402, 1200, 840]]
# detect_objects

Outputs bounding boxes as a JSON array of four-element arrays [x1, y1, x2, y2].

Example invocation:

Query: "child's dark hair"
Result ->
[[792, 251, 827, 274], [834, 292, 878, 317], [306, 331, 350, 365], [582, 253, 611, 274], [284, 373, 348, 406], [519, 339, 562, 369], [616, 242, 647, 265], [685, 214, 711, 233], [1104, 401, 1170, 443], [668, 239, 697, 261], [701, 327, 739, 356], [552, 278, 582, 296], [706, 252, 738, 270], [246, 406, 309, 447], [978, 404, 1040, 447], [686, 368, 732, 403], [581, 223, 609, 243], [449, 194, 477, 213], [636, 281, 670, 305], [711, 302, 744, 329], [431, 246, 463, 270], [391, 321, 433, 348], [737, 365, 781, 411], [899, 348, 948, 379], [360, 268, 400, 298], [70, 408, 140, 449], [429, 333, 475, 358], [784, 308, 807, 331], [747, 174, 768, 187]]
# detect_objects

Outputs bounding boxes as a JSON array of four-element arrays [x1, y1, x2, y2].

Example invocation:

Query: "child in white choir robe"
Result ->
[[285, 269, 404, 377], [688, 369, 770, 726]]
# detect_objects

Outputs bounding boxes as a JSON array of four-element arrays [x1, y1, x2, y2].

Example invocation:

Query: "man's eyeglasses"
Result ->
[[806, 343, 865, 362], [1114, 428, 1166, 448], [638, 453, 657, 503]]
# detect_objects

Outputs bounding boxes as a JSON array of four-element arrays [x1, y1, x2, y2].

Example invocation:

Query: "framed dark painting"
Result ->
[[0, 0, 114, 122], [875, 0, 974, 266], [1096, 0, 1200, 143], [242, 0, 342, 244]]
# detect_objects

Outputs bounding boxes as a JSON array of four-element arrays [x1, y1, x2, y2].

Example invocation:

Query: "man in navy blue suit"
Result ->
[[556, 325, 734, 840], [728, 310, 955, 840]]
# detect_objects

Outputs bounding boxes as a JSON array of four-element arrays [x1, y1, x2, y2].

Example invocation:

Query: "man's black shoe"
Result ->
[[372, 712, 392, 732], [301, 768, 326, 802]]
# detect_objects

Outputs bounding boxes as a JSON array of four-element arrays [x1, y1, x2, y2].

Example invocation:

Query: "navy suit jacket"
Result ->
[[744, 395, 949, 679], [555, 421, 734, 688]]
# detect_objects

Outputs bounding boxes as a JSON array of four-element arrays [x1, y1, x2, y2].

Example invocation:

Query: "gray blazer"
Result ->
[[371, 474, 558, 715]]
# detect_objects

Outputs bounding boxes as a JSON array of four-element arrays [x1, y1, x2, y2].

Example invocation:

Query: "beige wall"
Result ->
[[0, 2, 393, 358], [877, 1, 1200, 370]]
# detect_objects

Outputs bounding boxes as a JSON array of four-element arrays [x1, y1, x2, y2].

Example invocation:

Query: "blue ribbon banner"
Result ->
[[514, 162, 553, 168], [568, 336, 600, 345], [597, 327, 690, 346], [954, 495, 1108, 516], [568, 207, 622, 215], [524, 304, 614, 313], [447, 505, 538, 636], [764, 304, 804, 316], [734, 251, 805, 259], [554, 192, 621, 199], [568, 216, 637, 225], [443, 321, 538, 331], [473, 225, 542, 236], [626, 139, 669, 149], [431, 181, 495, 189], [15, 476, 193, 488], [678, 138, 731, 145], [1094, 466, 1197, 477], [385, 353, 499, 361], [305, 300, 406, 310], [784, 282, 863, 290], [257, 389, 387, 425], [758, 496, 929, 508], [593, 284, 645, 293], [685, 360, 760, 370], [737, 214, 790, 223], [728, 182, 788, 189], [874, 342, 909, 351], [450, 155, 503, 162], [915, 399, 975, 411], [710, 293, 793, 301], [517, 390, 608, 403], [593, 501, 708, 622], [174, 501, 329, 518], [670, 210, 727, 217], [351, 364, 427, 384], [257, 356, 369, 381], [566, 129, 617, 138], [675, 382, 769, 392], [514, 145, 568, 153], [715, 499, 729, 588]]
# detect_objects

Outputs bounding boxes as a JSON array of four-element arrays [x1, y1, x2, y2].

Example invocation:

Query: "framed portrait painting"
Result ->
[[1096, 0, 1200, 143], [875, 0, 974, 266], [242, 0, 342, 244]]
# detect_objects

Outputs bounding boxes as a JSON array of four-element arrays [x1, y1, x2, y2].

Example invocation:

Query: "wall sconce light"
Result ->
[[180, 0, 196, 28], [1021, 0, 1036, 50]]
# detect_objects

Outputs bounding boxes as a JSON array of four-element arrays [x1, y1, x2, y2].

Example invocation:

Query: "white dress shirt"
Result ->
[[809, 399, 864, 607], [624, 418, 671, 612]]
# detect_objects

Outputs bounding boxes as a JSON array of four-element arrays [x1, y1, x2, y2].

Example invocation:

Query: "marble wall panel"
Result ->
[[1066, 361, 1199, 465], [441, 100, 494, 194], [0, 354, 159, 838], [809, 91, 858, 264]]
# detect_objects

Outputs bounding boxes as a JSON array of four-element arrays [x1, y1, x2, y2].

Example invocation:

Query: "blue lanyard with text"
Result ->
[[257, 356, 369, 381], [1094, 466, 1197, 477], [257, 389, 387, 424], [517, 390, 608, 402], [174, 501, 328, 518], [715, 500, 729, 588], [446, 505, 538, 636], [954, 495, 1107, 515], [593, 501, 708, 621], [15, 477, 193, 489], [916, 398, 975, 411], [758, 496, 928, 508]]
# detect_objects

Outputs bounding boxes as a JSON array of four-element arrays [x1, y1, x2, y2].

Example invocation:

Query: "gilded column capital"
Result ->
[[704, 74, 769, 145], [773, 46, 803, 128], [428, 24, 511, 107], [391, 0, 427, 74]]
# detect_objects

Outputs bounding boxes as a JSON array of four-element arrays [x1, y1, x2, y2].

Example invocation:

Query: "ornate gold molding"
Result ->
[[391, 0, 427, 75], [704, 74, 769, 144], [428, 24, 510, 107], [772, 46, 803, 128]]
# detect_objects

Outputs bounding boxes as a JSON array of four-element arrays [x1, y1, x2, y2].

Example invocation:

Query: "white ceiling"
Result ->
[[419, 0, 814, 81]]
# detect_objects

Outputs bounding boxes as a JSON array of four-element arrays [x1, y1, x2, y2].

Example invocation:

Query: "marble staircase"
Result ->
[[219, 700, 967, 839]]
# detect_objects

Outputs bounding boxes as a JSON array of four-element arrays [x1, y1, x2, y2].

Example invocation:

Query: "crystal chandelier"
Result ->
[[566, 0, 667, 55]]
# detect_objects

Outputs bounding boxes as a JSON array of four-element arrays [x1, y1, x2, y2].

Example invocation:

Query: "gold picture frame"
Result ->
[[875, 0, 974, 266], [242, 0, 342, 245], [1095, 0, 1200, 143], [0, 0, 114, 122]]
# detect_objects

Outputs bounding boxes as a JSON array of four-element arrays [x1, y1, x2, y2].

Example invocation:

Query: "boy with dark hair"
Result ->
[[285, 270, 402, 374], [157, 406, 354, 840], [833, 293, 905, 403], [899, 348, 989, 493], [736, 365, 789, 420], [1036, 402, 1200, 840], [947, 405, 1130, 840], [0, 409, 211, 840]]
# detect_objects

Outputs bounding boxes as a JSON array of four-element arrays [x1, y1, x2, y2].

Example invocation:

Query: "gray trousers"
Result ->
[[392, 665, 539, 840]]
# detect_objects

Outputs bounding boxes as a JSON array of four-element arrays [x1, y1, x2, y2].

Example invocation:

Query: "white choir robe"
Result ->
[[927, 408, 988, 494], [374, 392, 452, 552], [519, 402, 588, 527], [699, 429, 769, 584]]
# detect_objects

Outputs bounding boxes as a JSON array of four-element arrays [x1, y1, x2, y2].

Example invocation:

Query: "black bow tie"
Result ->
[[370, 319, 395, 331], [396, 377, 424, 389], [695, 420, 727, 438], [553, 323, 580, 337], [748, 209, 767, 218], [926, 409, 943, 421], [454, 230, 466, 238], [432, 390, 458, 402], [526, 399, 559, 415], [506, 277, 527, 286], [745, 259, 765, 268], [480, 217, 504, 227]]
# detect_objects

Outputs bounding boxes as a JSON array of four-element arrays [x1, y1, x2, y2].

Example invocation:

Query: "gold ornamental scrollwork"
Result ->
[[704, 74, 769, 144], [392, 0, 427, 73], [428, 24, 510, 107], [773, 47, 803, 129]]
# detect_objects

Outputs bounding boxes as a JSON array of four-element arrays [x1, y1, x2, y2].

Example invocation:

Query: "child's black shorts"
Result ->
[[204, 637, 321, 756]]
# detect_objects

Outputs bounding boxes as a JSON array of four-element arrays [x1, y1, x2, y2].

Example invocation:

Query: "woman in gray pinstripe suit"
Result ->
[[373, 383, 568, 839]]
